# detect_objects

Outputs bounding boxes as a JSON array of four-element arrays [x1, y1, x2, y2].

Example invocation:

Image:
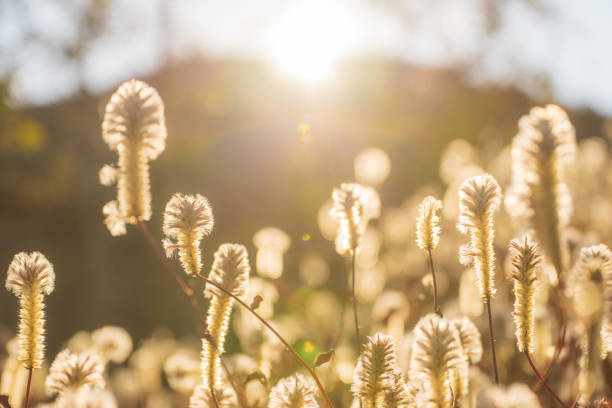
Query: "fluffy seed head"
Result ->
[[100, 79, 167, 235], [509, 236, 541, 354], [189, 383, 238, 408], [202, 244, 250, 391], [91, 326, 133, 364], [352, 333, 409, 408], [416, 196, 442, 251], [451, 317, 483, 364], [269, 373, 319, 408], [506, 104, 575, 279], [457, 174, 501, 300], [54, 388, 118, 408], [409, 314, 467, 407], [5, 252, 55, 369], [331, 183, 380, 255], [46, 350, 105, 396], [163, 193, 214, 276]]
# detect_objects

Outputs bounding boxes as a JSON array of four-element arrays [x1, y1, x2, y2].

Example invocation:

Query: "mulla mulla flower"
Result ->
[[505, 104, 575, 282], [200, 244, 250, 395], [5, 251, 55, 370], [416, 196, 443, 314], [162, 193, 214, 276], [268, 373, 319, 408], [100, 79, 167, 236], [45, 350, 105, 397]]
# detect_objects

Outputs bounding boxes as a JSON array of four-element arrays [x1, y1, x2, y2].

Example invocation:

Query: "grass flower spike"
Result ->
[[100, 79, 167, 236], [506, 105, 575, 280], [457, 174, 501, 301], [509, 236, 541, 354], [189, 383, 237, 408], [352, 333, 411, 408], [5, 251, 55, 370], [162, 193, 214, 276], [457, 173, 502, 383], [416, 196, 442, 251], [201, 243, 250, 393], [409, 314, 467, 408], [46, 350, 105, 396], [269, 373, 319, 408], [451, 317, 483, 364], [331, 183, 380, 256]]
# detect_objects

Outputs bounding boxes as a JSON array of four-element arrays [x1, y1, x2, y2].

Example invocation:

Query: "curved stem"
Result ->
[[137, 221, 249, 408], [23, 367, 33, 408], [427, 249, 441, 316], [194, 273, 335, 408], [524, 352, 568, 408], [485, 295, 500, 384], [351, 252, 361, 349]]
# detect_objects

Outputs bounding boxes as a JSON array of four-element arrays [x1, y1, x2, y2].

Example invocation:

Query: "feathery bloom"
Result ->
[[46, 350, 105, 396], [91, 326, 133, 364], [163, 349, 200, 394], [509, 236, 541, 354], [202, 244, 250, 392], [162, 193, 214, 276], [457, 174, 501, 300], [189, 383, 238, 408], [352, 333, 411, 408], [100, 79, 167, 236], [5, 251, 55, 369], [416, 196, 442, 251], [331, 183, 380, 256], [253, 227, 291, 279], [505, 105, 575, 280], [451, 317, 483, 364], [569, 245, 612, 358], [268, 373, 319, 408], [409, 314, 467, 408]]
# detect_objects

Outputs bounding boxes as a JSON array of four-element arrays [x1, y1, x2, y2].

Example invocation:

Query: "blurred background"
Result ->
[[1, 0, 612, 404]]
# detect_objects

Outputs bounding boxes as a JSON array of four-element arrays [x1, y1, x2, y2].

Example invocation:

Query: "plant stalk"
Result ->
[[23, 367, 33, 408], [351, 252, 361, 349], [427, 248, 441, 316], [485, 295, 500, 384], [524, 351, 568, 408]]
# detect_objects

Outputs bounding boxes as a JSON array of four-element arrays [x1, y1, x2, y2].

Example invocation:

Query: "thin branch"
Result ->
[[137, 221, 249, 408], [524, 351, 568, 408], [427, 248, 441, 316], [485, 296, 500, 384], [194, 273, 335, 408], [23, 367, 33, 408]]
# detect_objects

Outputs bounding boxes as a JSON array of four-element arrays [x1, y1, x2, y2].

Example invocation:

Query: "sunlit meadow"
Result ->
[[2, 2, 612, 408]]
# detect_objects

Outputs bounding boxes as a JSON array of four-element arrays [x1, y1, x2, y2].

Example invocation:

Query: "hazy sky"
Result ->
[[2, 0, 611, 116]]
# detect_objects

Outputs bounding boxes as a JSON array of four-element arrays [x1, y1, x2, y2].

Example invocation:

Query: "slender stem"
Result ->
[[485, 296, 500, 384], [137, 221, 249, 408], [524, 352, 568, 408], [351, 252, 361, 349], [427, 248, 441, 316], [210, 388, 220, 408], [194, 273, 334, 408], [23, 367, 33, 408], [534, 319, 567, 392]]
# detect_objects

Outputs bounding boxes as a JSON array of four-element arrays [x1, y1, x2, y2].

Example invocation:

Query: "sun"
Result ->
[[270, 4, 349, 83]]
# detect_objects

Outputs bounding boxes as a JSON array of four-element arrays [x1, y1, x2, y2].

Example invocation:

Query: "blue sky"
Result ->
[[1, 0, 611, 116]]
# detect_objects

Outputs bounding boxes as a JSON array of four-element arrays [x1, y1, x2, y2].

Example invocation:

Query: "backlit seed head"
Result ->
[[416, 196, 442, 251]]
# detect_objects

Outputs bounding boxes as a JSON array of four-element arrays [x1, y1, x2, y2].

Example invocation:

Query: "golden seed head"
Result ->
[[457, 174, 501, 300], [409, 314, 467, 406], [6, 251, 55, 369], [352, 333, 408, 408], [416, 196, 442, 251], [162, 193, 214, 276], [100, 79, 167, 235], [91, 326, 133, 364], [269, 373, 319, 408], [205, 243, 250, 301], [189, 383, 237, 408], [509, 236, 541, 354], [506, 104, 575, 278], [46, 350, 105, 396], [451, 317, 483, 364], [331, 183, 380, 255]]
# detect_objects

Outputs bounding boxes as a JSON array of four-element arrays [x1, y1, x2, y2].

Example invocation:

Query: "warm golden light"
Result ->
[[270, 3, 349, 83]]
